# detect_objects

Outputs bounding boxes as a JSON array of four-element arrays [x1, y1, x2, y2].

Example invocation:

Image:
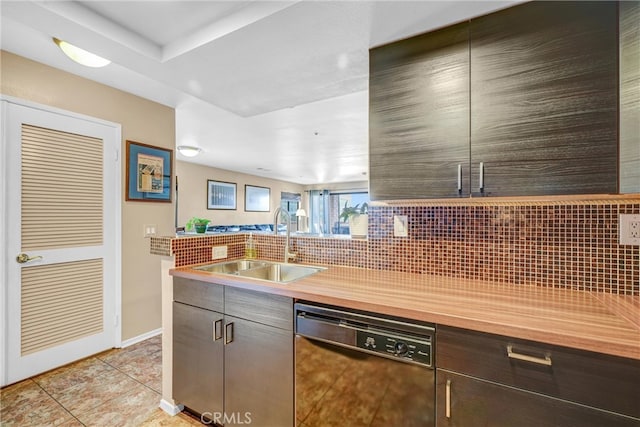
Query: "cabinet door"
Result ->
[[173, 302, 224, 417], [470, 1, 618, 196], [369, 23, 470, 200], [224, 316, 294, 427], [436, 370, 640, 427], [620, 0, 640, 193]]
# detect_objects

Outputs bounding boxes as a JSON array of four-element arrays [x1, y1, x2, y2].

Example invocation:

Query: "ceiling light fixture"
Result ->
[[177, 145, 202, 157], [53, 38, 111, 68]]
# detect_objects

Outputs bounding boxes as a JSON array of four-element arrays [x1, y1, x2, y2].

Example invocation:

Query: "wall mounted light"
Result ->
[[53, 38, 111, 68], [177, 145, 202, 157], [296, 208, 307, 232]]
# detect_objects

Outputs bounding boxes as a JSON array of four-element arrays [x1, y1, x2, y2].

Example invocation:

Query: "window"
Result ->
[[308, 190, 369, 235], [280, 192, 300, 229]]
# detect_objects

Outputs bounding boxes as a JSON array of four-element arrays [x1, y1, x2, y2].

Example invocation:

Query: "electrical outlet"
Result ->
[[619, 214, 640, 246], [212, 245, 228, 260], [143, 224, 156, 238]]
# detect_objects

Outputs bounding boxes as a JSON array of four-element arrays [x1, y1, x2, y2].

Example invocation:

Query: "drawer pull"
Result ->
[[445, 379, 451, 418], [224, 322, 234, 345], [507, 345, 552, 366], [478, 162, 484, 193], [213, 319, 223, 341], [457, 164, 462, 194]]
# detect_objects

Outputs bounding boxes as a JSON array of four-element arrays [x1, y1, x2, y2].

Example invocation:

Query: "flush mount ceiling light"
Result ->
[[177, 145, 202, 157], [53, 38, 111, 68]]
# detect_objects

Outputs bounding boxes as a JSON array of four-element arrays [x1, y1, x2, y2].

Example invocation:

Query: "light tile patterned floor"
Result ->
[[0, 335, 202, 426]]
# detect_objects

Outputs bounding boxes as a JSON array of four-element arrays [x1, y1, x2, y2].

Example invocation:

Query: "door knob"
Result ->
[[16, 253, 43, 264]]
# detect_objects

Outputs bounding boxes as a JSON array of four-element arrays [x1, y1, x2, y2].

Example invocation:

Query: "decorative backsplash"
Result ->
[[153, 198, 639, 295]]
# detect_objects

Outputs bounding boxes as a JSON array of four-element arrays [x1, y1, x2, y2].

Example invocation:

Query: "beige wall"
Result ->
[[1, 51, 175, 341], [176, 160, 304, 226]]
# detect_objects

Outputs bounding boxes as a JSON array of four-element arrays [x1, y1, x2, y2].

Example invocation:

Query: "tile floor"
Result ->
[[0, 335, 203, 426]]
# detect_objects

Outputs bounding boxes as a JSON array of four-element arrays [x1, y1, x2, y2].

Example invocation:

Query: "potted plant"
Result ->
[[186, 217, 211, 234], [339, 202, 369, 238]]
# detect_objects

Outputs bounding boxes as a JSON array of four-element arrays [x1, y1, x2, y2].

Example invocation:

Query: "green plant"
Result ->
[[186, 217, 211, 233], [339, 202, 368, 223]]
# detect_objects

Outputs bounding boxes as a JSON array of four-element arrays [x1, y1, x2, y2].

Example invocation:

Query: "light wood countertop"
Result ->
[[170, 263, 640, 360]]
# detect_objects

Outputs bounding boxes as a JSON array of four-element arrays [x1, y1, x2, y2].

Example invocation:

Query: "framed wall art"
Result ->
[[208, 180, 237, 210], [245, 185, 270, 212], [126, 140, 172, 202]]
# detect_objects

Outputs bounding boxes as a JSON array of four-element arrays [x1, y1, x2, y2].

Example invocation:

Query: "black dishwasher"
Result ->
[[295, 302, 435, 427]]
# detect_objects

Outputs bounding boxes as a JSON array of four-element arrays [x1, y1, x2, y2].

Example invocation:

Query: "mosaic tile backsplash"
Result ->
[[158, 201, 639, 295]]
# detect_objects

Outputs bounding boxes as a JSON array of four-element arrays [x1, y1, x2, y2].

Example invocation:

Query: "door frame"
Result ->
[[0, 95, 122, 384]]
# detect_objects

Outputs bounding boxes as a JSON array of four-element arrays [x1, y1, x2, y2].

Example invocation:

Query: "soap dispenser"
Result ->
[[245, 232, 257, 259]]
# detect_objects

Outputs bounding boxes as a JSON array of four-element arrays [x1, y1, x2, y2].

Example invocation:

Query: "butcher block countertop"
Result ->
[[170, 263, 640, 360]]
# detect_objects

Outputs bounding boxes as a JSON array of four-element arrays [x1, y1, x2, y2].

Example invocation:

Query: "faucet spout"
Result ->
[[274, 207, 296, 263]]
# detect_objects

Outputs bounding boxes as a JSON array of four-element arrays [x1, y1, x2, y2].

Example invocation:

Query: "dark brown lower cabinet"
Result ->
[[436, 325, 640, 427], [436, 370, 640, 427], [173, 278, 294, 427]]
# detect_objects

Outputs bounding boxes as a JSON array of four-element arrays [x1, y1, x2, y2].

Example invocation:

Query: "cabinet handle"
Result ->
[[213, 319, 223, 341], [507, 345, 552, 366], [478, 162, 484, 193], [457, 164, 462, 194], [445, 379, 451, 419], [224, 322, 234, 345]]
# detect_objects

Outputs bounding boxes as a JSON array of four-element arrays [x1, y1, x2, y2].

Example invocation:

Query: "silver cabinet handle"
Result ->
[[457, 164, 462, 194], [213, 319, 223, 341], [507, 345, 552, 366], [445, 379, 452, 418], [16, 253, 43, 264], [224, 322, 234, 345], [478, 162, 484, 193]]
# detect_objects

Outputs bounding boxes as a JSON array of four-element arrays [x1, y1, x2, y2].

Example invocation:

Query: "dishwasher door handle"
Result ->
[[296, 313, 356, 347]]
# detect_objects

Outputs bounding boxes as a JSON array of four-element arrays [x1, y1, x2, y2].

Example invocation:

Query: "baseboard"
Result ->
[[120, 327, 162, 348], [159, 398, 184, 416]]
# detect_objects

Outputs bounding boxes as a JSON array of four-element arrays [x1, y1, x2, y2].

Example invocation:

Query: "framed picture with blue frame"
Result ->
[[126, 140, 172, 202]]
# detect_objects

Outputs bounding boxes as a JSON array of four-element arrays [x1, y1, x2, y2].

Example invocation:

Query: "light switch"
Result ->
[[143, 224, 157, 238], [394, 215, 408, 237]]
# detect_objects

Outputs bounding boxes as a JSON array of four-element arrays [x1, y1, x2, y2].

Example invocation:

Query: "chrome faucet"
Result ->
[[274, 207, 296, 263]]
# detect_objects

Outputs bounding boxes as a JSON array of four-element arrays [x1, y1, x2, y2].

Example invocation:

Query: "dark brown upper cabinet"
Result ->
[[369, 1, 623, 200], [469, 1, 618, 197], [369, 23, 470, 200], [620, 1, 640, 193]]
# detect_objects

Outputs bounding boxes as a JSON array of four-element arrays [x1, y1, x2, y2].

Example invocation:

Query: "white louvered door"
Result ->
[[2, 100, 120, 386]]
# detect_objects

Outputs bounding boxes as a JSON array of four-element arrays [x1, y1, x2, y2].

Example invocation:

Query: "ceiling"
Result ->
[[1, 0, 516, 185]]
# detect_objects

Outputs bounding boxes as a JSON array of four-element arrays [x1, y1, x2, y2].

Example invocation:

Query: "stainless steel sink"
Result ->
[[194, 259, 325, 283], [237, 263, 324, 283], [194, 260, 268, 274]]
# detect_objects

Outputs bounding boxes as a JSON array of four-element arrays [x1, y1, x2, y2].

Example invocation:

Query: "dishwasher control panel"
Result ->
[[356, 330, 432, 367]]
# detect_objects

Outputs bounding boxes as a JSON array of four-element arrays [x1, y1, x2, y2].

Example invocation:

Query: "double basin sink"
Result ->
[[194, 259, 325, 284]]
